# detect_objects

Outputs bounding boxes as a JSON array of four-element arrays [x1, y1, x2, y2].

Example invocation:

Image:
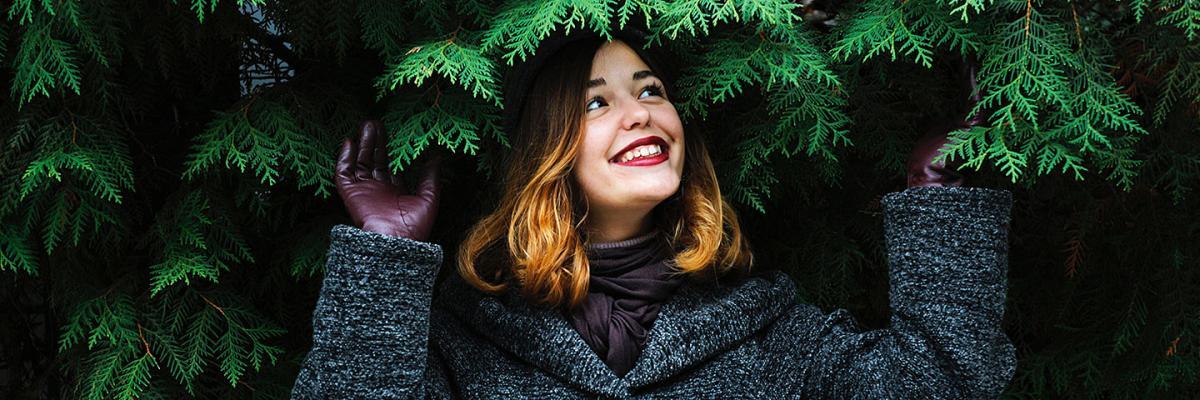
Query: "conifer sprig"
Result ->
[[59, 288, 284, 399], [1157, 0, 1200, 41], [11, 110, 133, 254], [678, 28, 850, 211], [0, 225, 37, 274], [147, 190, 254, 296], [9, 0, 120, 106], [183, 97, 335, 197], [381, 87, 505, 172], [482, 0, 614, 64], [832, 0, 981, 68], [378, 32, 503, 107]]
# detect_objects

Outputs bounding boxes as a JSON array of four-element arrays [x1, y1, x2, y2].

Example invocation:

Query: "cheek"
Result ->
[[574, 124, 613, 190]]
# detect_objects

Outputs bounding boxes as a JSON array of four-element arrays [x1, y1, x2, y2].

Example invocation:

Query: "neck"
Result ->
[[585, 206, 655, 243]]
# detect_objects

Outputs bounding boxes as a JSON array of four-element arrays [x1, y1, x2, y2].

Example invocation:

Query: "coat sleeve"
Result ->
[[787, 186, 1016, 399], [290, 224, 450, 399]]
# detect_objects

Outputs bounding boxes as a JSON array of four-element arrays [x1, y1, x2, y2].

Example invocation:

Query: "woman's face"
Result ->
[[573, 40, 685, 217]]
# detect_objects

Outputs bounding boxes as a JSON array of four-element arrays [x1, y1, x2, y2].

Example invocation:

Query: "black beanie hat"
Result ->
[[500, 18, 666, 135]]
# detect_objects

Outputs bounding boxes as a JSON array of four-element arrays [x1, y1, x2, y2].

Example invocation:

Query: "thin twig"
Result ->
[[199, 293, 227, 317], [136, 322, 157, 362]]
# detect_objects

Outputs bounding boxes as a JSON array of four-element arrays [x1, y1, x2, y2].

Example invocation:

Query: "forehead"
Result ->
[[590, 40, 650, 78]]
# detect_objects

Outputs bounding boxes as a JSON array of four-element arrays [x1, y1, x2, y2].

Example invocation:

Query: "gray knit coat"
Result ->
[[290, 186, 1016, 399]]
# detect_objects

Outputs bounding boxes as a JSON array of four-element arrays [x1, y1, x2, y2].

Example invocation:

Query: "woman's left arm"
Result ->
[[783, 186, 1015, 398]]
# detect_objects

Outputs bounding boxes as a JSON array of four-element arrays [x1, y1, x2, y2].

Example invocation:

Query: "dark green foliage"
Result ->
[[1, 0, 1198, 398]]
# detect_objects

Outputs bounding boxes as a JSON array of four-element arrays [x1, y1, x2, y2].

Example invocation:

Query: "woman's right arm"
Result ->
[[292, 120, 451, 398], [290, 224, 448, 399]]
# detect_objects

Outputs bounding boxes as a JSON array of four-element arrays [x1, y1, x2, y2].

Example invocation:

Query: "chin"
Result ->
[[629, 180, 680, 202]]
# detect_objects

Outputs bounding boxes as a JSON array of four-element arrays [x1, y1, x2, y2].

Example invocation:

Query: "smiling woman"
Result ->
[[454, 33, 754, 312], [576, 40, 686, 243], [293, 23, 1017, 399]]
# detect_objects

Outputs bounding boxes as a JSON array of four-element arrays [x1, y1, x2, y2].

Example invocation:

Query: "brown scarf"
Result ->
[[565, 230, 686, 377]]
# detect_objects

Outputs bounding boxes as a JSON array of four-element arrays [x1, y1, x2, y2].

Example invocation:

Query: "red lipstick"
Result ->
[[610, 136, 669, 163]]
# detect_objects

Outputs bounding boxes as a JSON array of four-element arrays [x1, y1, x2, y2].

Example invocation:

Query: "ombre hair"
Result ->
[[456, 38, 754, 310]]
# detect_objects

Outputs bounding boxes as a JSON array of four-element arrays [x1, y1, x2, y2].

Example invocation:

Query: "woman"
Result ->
[[291, 27, 1015, 399]]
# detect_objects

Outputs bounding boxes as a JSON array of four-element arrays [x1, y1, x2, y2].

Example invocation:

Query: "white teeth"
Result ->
[[616, 144, 662, 163]]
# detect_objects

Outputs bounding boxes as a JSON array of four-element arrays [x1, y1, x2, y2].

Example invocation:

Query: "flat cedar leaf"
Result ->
[[941, 0, 993, 22], [184, 99, 332, 195], [1158, 0, 1200, 41], [977, 8, 1074, 132], [113, 353, 156, 400], [383, 88, 502, 172], [482, 0, 613, 65], [835, 0, 982, 67], [7, 0, 58, 25], [0, 226, 38, 274], [379, 35, 503, 107], [12, 17, 83, 106]]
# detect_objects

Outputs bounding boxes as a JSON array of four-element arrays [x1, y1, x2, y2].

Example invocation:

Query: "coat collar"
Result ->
[[435, 270, 797, 396]]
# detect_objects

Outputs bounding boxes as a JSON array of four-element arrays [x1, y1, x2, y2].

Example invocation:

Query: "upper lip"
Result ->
[[611, 136, 669, 162]]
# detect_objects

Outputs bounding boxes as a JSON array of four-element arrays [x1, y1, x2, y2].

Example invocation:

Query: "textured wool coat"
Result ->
[[290, 186, 1017, 399]]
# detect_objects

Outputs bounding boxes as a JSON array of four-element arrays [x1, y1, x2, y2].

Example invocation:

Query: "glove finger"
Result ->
[[355, 120, 379, 181], [390, 164, 403, 187], [372, 145, 389, 181], [335, 137, 358, 186], [416, 153, 444, 204]]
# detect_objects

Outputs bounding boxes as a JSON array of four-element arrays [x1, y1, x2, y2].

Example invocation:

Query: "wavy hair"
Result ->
[[456, 38, 754, 310]]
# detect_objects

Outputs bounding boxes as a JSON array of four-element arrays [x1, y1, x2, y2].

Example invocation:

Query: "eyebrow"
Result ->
[[587, 70, 657, 89]]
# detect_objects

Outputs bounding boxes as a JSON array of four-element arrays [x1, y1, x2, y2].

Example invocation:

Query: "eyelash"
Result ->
[[586, 83, 667, 112]]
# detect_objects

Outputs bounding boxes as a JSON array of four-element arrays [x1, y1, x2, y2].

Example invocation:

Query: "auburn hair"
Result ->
[[455, 38, 754, 310]]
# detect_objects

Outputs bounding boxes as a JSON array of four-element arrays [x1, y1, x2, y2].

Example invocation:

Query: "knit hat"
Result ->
[[500, 17, 669, 134]]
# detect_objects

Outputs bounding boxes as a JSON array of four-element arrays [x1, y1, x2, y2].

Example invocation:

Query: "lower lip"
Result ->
[[612, 152, 668, 166]]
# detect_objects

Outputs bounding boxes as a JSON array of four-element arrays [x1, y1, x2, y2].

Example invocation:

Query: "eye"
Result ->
[[585, 96, 607, 112], [585, 82, 672, 110], [639, 83, 666, 100]]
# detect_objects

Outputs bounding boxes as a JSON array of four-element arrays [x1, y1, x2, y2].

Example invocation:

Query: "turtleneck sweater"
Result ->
[[565, 229, 687, 377]]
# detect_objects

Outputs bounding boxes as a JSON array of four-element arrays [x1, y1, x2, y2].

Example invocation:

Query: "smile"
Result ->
[[611, 152, 668, 166]]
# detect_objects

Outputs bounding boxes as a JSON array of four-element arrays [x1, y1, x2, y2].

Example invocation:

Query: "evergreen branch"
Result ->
[[646, 0, 738, 42], [79, 347, 124, 400], [832, 0, 981, 67], [0, 225, 38, 274], [378, 33, 504, 107], [1137, 30, 1200, 127], [940, 0, 995, 22], [11, 21, 82, 106], [287, 227, 330, 278], [724, 122, 781, 213], [184, 97, 334, 195], [678, 30, 841, 118], [977, 8, 1074, 132], [113, 352, 156, 400], [382, 87, 502, 172], [1113, 289, 1150, 356], [148, 190, 253, 296], [208, 292, 286, 387], [481, 0, 614, 65], [767, 79, 853, 160], [615, 0, 664, 31], [11, 110, 131, 253], [183, 0, 266, 23], [357, 0, 411, 58], [180, 303, 219, 393], [37, 186, 119, 253], [6, 0, 56, 25], [1158, 0, 1200, 41]]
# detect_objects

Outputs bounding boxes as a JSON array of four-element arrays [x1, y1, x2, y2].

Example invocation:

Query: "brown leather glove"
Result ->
[[335, 120, 443, 241], [907, 57, 984, 188]]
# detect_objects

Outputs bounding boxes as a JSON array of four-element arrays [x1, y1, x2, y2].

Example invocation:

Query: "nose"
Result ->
[[619, 98, 651, 131]]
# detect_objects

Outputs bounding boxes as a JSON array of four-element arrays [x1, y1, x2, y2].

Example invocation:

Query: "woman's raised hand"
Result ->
[[335, 120, 443, 242], [907, 56, 983, 188]]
